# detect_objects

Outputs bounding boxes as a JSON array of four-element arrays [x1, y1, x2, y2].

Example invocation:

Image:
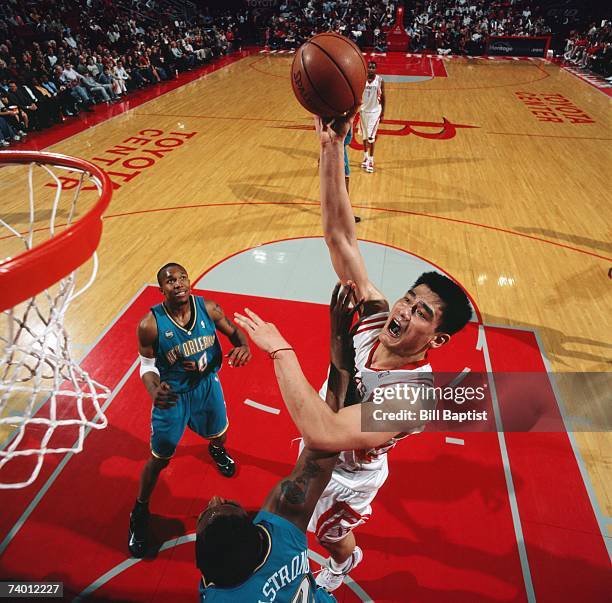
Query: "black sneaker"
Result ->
[[208, 442, 236, 477], [128, 504, 149, 558]]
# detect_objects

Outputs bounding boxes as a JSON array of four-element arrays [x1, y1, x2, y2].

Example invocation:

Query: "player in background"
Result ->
[[236, 113, 472, 592], [129, 263, 251, 558], [196, 284, 360, 602], [359, 60, 385, 174]]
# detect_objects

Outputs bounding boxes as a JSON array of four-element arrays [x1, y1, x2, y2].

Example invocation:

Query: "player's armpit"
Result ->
[[261, 448, 339, 533], [360, 294, 390, 318]]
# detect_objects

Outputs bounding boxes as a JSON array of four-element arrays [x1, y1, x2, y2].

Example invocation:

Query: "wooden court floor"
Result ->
[[1, 50, 611, 552]]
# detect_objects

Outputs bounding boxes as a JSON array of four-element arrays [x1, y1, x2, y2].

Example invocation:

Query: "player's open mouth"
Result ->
[[387, 317, 403, 338]]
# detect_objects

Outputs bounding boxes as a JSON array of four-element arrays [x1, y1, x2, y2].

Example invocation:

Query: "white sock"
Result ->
[[368, 153, 373, 162], [329, 556, 352, 574], [363, 152, 368, 161]]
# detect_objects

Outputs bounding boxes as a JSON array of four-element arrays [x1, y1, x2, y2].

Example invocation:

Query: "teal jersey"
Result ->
[[199, 511, 336, 603], [151, 295, 222, 393]]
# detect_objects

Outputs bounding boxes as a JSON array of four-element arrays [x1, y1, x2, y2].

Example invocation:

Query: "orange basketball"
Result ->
[[291, 32, 367, 117]]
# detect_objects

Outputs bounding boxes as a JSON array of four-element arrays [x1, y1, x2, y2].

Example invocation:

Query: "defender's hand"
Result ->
[[226, 345, 252, 367], [234, 309, 289, 354], [152, 381, 178, 409], [330, 281, 363, 370]]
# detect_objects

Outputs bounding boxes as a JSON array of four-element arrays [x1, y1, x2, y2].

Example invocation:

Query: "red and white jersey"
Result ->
[[360, 74, 383, 114], [319, 311, 433, 490]]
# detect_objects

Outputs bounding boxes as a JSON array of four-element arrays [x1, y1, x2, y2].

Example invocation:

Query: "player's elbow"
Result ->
[[302, 430, 338, 452], [323, 231, 353, 253]]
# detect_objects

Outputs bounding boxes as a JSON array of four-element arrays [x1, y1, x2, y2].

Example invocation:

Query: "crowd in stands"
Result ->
[[563, 21, 612, 79], [262, 1, 609, 64], [263, 0, 555, 55], [1, 0, 610, 146], [406, 0, 553, 56], [0, 0, 246, 146]]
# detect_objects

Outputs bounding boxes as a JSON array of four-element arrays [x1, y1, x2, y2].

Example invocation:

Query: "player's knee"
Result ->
[[317, 534, 341, 552], [150, 453, 172, 470]]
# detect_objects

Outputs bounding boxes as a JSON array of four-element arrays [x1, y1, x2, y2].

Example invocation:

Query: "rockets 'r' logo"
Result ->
[[349, 117, 478, 150], [276, 117, 478, 148]]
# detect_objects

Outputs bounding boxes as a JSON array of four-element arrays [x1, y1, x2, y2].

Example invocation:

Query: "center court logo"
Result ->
[[350, 117, 478, 148], [277, 117, 479, 148]]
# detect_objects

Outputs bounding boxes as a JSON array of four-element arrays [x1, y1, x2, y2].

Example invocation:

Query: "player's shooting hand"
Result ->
[[152, 381, 178, 409], [226, 345, 252, 367], [330, 281, 363, 370], [314, 110, 356, 146], [234, 309, 289, 354]]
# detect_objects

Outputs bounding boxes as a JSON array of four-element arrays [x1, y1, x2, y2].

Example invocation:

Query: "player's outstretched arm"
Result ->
[[261, 447, 339, 532], [205, 299, 252, 367], [315, 115, 386, 308], [234, 308, 398, 451], [261, 285, 356, 530]]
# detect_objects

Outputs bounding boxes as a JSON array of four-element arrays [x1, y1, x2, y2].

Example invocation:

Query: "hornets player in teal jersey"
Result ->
[[195, 284, 361, 602], [128, 263, 251, 558]]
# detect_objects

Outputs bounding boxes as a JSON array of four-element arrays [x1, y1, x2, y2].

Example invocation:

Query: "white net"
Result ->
[[0, 158, 110, 489]]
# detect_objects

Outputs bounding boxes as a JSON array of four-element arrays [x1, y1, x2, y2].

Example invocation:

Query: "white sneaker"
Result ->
[[366, 159, 374, 173], [315, 546, 363, 592], [360, 158, 369, 169]]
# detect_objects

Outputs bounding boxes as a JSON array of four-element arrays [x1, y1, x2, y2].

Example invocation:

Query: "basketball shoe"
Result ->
[[316, 546, 364, 592], [366, 158, 374, 173], [128, 502, 150, 558], [208, 442, 236, 477], [361, 156, 369, 169]]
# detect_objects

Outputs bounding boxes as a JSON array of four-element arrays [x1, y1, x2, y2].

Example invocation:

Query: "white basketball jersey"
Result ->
[[360, 74, 383, 113], [319, 312, 433, 489]]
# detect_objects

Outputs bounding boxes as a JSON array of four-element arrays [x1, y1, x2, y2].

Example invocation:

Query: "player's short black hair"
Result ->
[[412, 271, 472, 335], [156, 262, 185, 286], [195, 514, 262, 587]]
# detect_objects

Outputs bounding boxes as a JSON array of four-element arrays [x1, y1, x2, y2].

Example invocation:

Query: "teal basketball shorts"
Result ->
[[150, 373, 228, 459]]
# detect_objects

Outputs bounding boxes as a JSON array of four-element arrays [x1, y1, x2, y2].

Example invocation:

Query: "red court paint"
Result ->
[[486, 327, 610, 602], [364, 53, 448, 78], [1, 287, 608, 601]]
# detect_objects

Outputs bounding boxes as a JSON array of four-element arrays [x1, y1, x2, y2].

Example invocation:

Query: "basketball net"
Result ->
[[0, 154, 111, 489]]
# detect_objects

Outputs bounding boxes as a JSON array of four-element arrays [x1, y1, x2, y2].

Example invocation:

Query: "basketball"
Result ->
[[291, 32, 367, 117]]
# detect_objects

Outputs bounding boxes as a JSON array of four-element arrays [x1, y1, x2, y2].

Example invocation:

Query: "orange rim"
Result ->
[[0, 151, 113, 312]]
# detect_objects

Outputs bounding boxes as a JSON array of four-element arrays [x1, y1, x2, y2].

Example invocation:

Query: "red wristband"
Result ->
[[269, 347, 294, 360]]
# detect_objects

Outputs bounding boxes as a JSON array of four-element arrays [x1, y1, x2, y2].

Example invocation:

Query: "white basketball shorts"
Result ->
[[359, 109, 382, 143]]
